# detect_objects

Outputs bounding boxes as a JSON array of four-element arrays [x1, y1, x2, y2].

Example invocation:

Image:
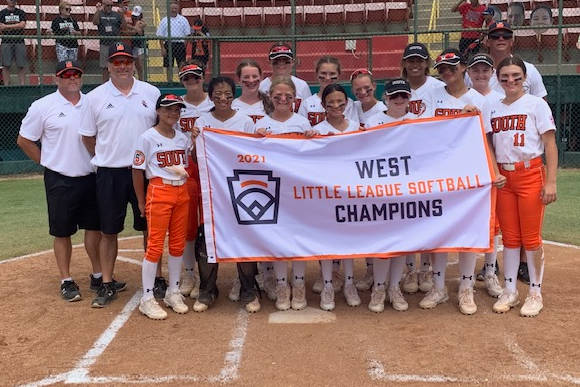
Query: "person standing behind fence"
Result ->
[[126, 5, 146, 80], [452, 0, 489, 55], [17, 61, 102, 302], [93, 0, 125, 82], [156, 0, 191, 82], [190, 19, 209, 69], [0, 0, 27, 85], [50, 2, 81, 62]]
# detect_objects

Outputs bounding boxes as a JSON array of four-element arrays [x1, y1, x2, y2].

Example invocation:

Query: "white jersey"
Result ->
[[232, 98, 266, 124], [253, 113, 312, 134], [79, 79, 160, 168], [481, 89, 504, 105], [366, 111, 418, 128], [313, 119, 360, 134], [423, 86, 486, 117], [196, 111, 254, 133], [132, 127, 192, 180], [297, 94, 358, 127], [259, 75, 312, 113], [465, 61, 547, 98], [19, 91, 93, 177], [483, 93, 555, 163], [409, 76, 445, 117], [177, 95, 214, 134], [354, 100, 388, 127]]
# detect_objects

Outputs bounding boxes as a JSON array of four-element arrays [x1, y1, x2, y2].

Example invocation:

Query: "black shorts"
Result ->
[[96, 167, 147, 235], [44, 168, 100, 238], [163, 41, 186, 67]]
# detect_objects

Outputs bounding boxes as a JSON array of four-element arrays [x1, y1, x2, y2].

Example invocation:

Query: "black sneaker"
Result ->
[[112, 279, 127, 292], [517, 262, 530, 285], [91, 282, 117, 308], [61, 280, 82, 302], [90, 274, 102, 292], [153, 277, 168, 300]]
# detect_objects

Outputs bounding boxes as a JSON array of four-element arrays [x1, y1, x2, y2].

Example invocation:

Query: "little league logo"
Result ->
[[227, 170, 280, 225]]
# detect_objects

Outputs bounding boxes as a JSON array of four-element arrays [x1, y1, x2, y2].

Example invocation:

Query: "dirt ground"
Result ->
[[1, 238, 579, 386]]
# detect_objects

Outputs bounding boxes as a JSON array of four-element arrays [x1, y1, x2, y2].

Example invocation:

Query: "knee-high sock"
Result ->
[[142, 259, 158, 301], [182, 241, 196, 278], [292, 261, 306, 285], [168, 254, 183, 293], [503, 247, 521, 293], [333, 260, 341, 271], [420, 253, 431, 272], [366, 257, 373, 269], [484, 235, 500, 276], [432, 253, 448, 289], [405, 254, 416, 271], [260, 262, 274, 278], [389, 256, 405, 288], [526, 247, 545, 295], [343, 259, 354, 285], [320, 260, 333, 286], [372, 258, 389, 288], [273, 261, 287, 284], [458, 252, 477, 291]]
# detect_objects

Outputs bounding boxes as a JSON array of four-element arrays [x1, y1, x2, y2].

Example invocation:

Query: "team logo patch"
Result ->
[[106, 103, 114, 109], [227, 170, 280, 225], [58, 112, 66, 117], [133, 150, 145, 166], [142, 100, 148, 108]]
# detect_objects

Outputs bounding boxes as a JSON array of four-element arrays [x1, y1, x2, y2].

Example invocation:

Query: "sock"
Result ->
[[61, 277, 73, 284], [261, 262, 274, 279], [526, 248, 544, 296], [92, 272, 102, 279], [503, 247, 521, 293], [373, 258, 389, 288], [273, 261, 287, 285], [484, 235, 500, 276], [292, 261, 306, 285], [432, 253, 448, 289], [405, 254, 415, 271], [182, 240, 196, 279], [321, 260, 333, 285], [343, 259, 354, 285], [332, 260, 341, 271], [420, 253, 431, 272], [389, 256, 405, 285], [167, 254, 183, 293], [458, 252, 477, 291], [142, 259, 158, 301]]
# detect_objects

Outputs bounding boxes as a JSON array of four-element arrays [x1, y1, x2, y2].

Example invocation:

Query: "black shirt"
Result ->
[[96, 10, 122, 45], [51, 16, 80, 48], [0, 8, 26, 44]]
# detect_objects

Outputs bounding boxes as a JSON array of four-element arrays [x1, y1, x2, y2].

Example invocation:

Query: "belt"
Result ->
[[499, 156, 543, 172], [151, 177, 186, 186]]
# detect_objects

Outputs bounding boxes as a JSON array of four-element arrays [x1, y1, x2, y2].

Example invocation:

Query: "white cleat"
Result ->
[[320, 285, 335, 311], [368, 285, 386, 313], [419, 286, 449, 309], [388, 286, 409, 311], [493, 290, 520, 314], [139, 297, 168, 320], [520, 294, 543, 317], [484, 274, 503, 298], [343, 283, 361, 307], [458, 287, 477, 315], [163, 290, 189, 314]]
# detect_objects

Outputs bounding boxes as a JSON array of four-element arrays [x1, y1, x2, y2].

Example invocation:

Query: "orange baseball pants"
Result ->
[[497, 158, 545, 251], [144, 178, 190, 262], [185, 155, 203, 241]]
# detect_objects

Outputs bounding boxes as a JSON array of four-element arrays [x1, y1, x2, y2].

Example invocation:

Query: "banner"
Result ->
[[196, 113, 496, 263]]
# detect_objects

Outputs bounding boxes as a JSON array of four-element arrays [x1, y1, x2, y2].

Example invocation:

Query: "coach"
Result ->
[[80, 43, 160, 308], [17, 61, 102, 302]]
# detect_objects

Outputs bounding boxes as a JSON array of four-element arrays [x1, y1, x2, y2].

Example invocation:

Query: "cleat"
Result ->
[[418, 271, 433, 293], [291, 282, 307, 310], [179, 274, 195, 296], [312, 277, 324, 294], [493, 290, 520, 313], [343, 283, 361, 307], [368, 285, 386, 313], [320, 285, 335, 311], [163, 290, 189, 314], [419, 286, 448, 309], [91, 282, 117, 308], [245, 297, 261, 313], [193, 300, 208, 312], [388, 286, 409, 311], [153, 277, 167, 300], [139, 297, 167, 320], [60, 280, 82, 302], [275, 284, 291, 311], [458, 287, 477, 315], [520, 294, 543, 317], [263, 275, 277, 301], [111, 279, 127, 293], [484, 274, 503, 298], [356, 266, 374, 291], [402, 270, 419, 294], [228, 277, 241, 302], [189, 271, 200, 299]]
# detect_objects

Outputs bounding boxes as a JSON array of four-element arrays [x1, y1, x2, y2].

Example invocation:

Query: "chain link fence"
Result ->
[[1, 0, 579, 174]]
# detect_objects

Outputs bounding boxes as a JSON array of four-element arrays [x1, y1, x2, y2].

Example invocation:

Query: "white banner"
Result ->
[[196, 113, 496, 263]]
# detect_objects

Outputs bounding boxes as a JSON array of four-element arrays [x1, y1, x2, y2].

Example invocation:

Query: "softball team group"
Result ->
[[134, 31, 557, 321]]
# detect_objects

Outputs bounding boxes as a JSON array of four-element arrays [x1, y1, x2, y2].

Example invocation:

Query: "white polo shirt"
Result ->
[[465, 61, 547, 98], [19, 91, 94, 177], [354, 100, 388, 127], [156, 14, 192, 42], [232, 98, 266, 124], [79, 79, 160, 168], [196, 111, 254, 133], [253, 113, 311, 134], [298, 94, 358, 127], [259, 75, 312, 113]]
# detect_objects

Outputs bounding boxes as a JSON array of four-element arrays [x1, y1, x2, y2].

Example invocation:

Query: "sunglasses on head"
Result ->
[[59, 71, 81, 79], [350, 69, 372, 81], [489, 31, 513, 40], [436, 52, 460, 63]]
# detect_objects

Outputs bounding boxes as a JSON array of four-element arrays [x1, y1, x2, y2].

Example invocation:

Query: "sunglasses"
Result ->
[[489, 31, 513, 40], [111, 58, 134, 67], [387, 92, 410, 99], [59, 71, 81, 79], [350, 69, 372, 81]]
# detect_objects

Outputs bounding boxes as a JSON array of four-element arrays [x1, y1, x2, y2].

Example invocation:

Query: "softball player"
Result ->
[[484, 55, 557, 317], [258, 43, 312, 113], [132, 94, 191, 320], [311, 83, 362, 311], [176, 61, 213, 300], [350, 68, 387, 292], [254, 75, 314, 311], [194, 76, 260, 314]]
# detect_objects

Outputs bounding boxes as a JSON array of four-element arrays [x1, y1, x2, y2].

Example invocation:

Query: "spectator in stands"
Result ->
[[50, 1, 82, 62], [452, 0, 490, 54], [0, 0, 27, 85], [118, 0, 132, 24], [190, 19, 209, 68], [156, 0, 191, 82], [93, 0, 125, 82], [126, 5, 146, 80], [507, 2, 525, 27], [530, 6, 553, 29]]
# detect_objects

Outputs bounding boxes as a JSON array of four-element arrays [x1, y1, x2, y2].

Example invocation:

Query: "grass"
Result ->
[[0, 170, 578, 261]]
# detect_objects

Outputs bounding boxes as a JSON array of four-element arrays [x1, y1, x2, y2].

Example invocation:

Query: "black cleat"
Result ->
[[91, 282, 117, 308], [153, 277, 168, 300], [90, 274, 102, 292], [61, 280, 82, 302], [517, 262, 530, 285], [112, 279, 127, 292]]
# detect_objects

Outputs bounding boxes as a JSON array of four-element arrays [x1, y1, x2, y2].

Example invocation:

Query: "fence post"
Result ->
[[367, 37, 373, 73], [290, 0, 297, 76], [165, 0, 173, 83], [35, 0, 43, 92], [211, 38, 220, 78], [443, 31, 449, 50], [556, 0, 564, 165], [413, 0, 418, 42]]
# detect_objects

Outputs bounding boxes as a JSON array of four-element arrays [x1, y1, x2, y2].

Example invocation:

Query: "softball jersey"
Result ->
[[423, 86, 486, 117], [354, 100, 388, 127], [178, 95, 214, 133], [465, 61, 547, 98], [366, 111, 418, 128], [20, 91, 93, 177], [253, 113, 312, 134], [298, 94, 359, 127], [232, 98, 266, 124], [409, 76, 445, 116], [133, 128, 192, 180], [196, 111, 254, 133], [259, 75, 312, 112], [483, 93, 555, 163], [313, 119, 360, 134]]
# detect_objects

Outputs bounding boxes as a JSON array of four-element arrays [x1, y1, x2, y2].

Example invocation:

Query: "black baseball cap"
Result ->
[[56, 60, 83, 76], [384, 78, 411, 96], [403, 43, 429, 60], [108, 42, 134, 61], [156, 94, 186, 109], [488, 21, 513, 33], [468, 53, 494, 68], [434, 48, 463, 68]]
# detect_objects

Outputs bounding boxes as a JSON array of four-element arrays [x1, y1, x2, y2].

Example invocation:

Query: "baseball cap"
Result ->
[[488, 21, 512, 33], [269, 45, 293, 61], [434, 49, 463, 68], [56, 60, 83, 76], [402, 43, 429, 60], [384, 78, 411, 96], [107, 42, 134, 61], [131, 5, 142, 17], [468, 53, 494, 68], [179, 63, 204, 79], [156, 94, 186, 109]]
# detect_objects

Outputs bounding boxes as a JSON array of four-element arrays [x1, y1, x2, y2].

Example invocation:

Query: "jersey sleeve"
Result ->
[[78, 95, 98, 136], [534, 98, 556, 134], [19, 101, 44, 142], [527, 65, 548, 98], [132, 133, 148, 170]]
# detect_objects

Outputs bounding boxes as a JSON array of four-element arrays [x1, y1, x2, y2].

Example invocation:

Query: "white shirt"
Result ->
[[297, 94, 358, 127], [232, 98, 266, 124], [132, 127, 191, 180], [156, 14, 191, 41], [423, 86, 486, 117], [196, 111, 254, 133], [313, 119, 360, 134], [177, 96, 214, 134], [19, 91, 93, 177], [366, 111, 418, 128], [465, 61, 547, 98], [253, 113, 312, 134], [481, 89, 504, 105], [259, 75, 312, 113], [79, 79, 160, 168], [354, 100, 388, 127], [409, 76, 445, 116], [483, 93, 555, 163]]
